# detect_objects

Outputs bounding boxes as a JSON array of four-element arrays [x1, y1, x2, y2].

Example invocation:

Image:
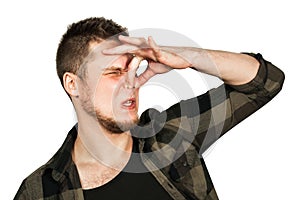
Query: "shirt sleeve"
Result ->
[[188, 53, 285, 154], [14, 180, 29, 200]]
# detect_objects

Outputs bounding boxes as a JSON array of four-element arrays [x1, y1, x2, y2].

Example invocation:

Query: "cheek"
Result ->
[[94, 78, 121, 106]]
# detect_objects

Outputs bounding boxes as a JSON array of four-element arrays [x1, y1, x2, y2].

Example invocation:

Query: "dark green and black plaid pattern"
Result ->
[[14, 53, 284, 200]]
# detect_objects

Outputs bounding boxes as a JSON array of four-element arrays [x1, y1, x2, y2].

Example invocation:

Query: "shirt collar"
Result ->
[[46, 124, 78, 182]]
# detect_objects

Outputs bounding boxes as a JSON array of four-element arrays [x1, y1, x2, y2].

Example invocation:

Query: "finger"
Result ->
[[128, 55, 143, 71], [135, 66, 155, 87], [148, 36, 163, 61], [148, 36, 159, 53], [119, 35, 147, 46], [127, 56, 143, 87], [102, 44, 138, 55], [136, 69, 154, 87]]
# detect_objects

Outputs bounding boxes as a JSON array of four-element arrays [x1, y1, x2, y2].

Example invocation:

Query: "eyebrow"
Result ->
[[103, 66, 129, 72], [103, 54, 132, 71], [104, 66, 123, 70]]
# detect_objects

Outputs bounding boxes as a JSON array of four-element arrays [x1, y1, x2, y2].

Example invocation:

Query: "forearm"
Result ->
[[164, 47, 260, 85], [199, 49, 259, 85]]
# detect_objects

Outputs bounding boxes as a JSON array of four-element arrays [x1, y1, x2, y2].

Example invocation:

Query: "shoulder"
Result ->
[[14, 164, 49, 200]]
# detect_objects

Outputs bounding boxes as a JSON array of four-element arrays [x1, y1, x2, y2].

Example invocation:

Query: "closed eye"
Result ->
[[104, 68, 128, 76]]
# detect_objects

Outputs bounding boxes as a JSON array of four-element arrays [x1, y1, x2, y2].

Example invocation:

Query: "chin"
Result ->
[[96, 110, 139, 134], [108, 119, 139, 134], [118, 110, 139, 122]]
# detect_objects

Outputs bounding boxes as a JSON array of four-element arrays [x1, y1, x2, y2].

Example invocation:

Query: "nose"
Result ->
[[124, 56, 143, 89]]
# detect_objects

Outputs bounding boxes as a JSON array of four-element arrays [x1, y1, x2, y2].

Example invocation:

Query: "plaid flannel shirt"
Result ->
[[14, 53, 285, 200]]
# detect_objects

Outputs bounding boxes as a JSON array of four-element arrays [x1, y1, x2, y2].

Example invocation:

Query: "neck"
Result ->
[[72, 112, 133, 170]]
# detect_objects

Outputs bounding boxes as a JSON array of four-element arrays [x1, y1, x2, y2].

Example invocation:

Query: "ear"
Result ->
[[63, 72, 79, 97]]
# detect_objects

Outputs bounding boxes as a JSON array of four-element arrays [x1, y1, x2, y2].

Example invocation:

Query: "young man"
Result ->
[[14, 17, 284, 200]]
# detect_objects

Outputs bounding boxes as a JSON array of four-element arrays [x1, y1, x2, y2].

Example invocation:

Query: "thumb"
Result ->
[[127, 56, 142, 81]]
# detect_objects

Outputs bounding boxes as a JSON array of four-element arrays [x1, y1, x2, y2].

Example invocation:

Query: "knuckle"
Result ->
[[138, 37, 147, 45]]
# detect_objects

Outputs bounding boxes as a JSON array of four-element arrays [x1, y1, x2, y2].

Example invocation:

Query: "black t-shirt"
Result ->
[[83, 138, 173, 200]]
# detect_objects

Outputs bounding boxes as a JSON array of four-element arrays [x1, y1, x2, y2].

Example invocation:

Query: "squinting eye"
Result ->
[[111, 71, 122, 75], [105, 68, 129, 76], [106, 69, 125, 76]]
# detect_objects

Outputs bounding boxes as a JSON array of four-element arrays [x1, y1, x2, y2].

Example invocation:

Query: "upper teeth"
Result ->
[[124, 100, 133, 106]]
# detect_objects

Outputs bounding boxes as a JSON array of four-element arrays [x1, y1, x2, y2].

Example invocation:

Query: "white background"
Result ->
[[1, 0, 299, 199]]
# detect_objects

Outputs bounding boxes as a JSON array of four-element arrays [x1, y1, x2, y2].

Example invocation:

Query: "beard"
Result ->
[[80, 89, 139, 134], [95, 109, 139, 134]]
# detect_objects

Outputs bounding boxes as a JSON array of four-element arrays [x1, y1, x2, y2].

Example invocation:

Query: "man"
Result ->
[[14, 17, 284, 200]]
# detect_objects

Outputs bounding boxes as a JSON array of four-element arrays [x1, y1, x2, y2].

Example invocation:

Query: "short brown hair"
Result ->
[[56, 17, 128, 88]]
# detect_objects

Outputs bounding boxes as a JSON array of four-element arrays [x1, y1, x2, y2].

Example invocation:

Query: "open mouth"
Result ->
[[122, 98, 136, 110]]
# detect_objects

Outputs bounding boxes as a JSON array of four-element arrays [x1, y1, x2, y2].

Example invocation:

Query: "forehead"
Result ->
[[82, 40, 122, 70], [89, 39, 121, 52]]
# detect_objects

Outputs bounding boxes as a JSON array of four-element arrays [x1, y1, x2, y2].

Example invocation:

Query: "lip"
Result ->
[[121, 98, 136, 110]]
